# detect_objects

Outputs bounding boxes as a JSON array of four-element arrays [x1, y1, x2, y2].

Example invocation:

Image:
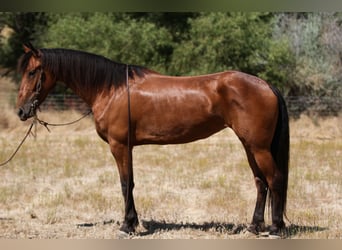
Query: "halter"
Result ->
[[31, 68, 44, 115], [31, 68, 92, 132]]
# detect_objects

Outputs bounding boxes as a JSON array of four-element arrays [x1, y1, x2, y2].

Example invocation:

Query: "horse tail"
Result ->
[[269, 85, 290, 219]]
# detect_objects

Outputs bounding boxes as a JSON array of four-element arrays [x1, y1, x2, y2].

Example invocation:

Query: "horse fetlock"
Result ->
[[120, 215, 139, 234], [269, 221, 286, 236], [247, 221, 266, 235]]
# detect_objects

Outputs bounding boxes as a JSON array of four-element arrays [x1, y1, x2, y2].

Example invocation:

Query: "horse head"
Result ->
[[17, 43, 56, 121]]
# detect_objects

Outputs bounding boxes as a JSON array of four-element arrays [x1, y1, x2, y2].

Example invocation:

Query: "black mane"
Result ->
[[18, 48, 150, 90]]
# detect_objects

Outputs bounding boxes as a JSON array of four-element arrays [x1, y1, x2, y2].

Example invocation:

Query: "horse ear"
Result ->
[[23, 42, 41, 57]]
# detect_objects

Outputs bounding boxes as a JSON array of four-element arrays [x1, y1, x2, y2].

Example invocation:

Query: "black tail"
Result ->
[[269, 85, 290, 219]]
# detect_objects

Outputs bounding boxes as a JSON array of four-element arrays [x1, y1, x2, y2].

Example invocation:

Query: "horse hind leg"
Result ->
[[244, 147, 268, 234], [250, 148, 286, 235]]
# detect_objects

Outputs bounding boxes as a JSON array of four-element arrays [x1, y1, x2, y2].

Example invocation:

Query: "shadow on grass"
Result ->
[[76, 219, 328, 238], [76, 219, 118, 228], [139, 220, 328, 238], [284, 224, 328, 237], [140, 220, 246, 236]]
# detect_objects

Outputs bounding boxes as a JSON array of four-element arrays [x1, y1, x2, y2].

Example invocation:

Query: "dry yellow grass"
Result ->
[[0, 101, 341, 238]]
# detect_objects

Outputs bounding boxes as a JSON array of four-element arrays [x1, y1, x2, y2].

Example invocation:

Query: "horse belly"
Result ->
[[135, 106, 226, 145], [132, 79, 228, 145]]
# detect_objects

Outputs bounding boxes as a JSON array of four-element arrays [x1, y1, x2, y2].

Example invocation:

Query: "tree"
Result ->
[[42, 13, 174, 74], [0, 12, 49, 77], [274, 13, 342, 96], [169, 12, 296, 93], [2, 12, 340, 98]]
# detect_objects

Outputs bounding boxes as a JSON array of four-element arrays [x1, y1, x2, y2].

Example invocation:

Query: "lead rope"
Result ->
[[1, 67, 126, 167], [0, 71, 43, 166], [0, 122, 35, 167], [35, 110, 92, 132], [0, 109, 92, 167], [0, 111, 92, 167]]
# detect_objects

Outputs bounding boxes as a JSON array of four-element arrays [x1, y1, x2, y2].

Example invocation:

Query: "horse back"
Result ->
[[129, 71, 278, 146]]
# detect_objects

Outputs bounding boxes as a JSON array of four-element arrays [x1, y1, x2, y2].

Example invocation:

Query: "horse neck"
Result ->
[[59, 81, 86, 104], [60, 77, 121, 112], [53, 66, 127, 107]]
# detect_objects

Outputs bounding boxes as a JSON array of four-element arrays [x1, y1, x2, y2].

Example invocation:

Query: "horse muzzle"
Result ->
[[17, 99, 39, 121]]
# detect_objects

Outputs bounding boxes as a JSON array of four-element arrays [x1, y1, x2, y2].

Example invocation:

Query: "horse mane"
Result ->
[[18, 48, 151, 90]]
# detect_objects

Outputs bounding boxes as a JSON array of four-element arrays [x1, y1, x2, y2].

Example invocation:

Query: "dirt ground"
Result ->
[[0, 105, 341, 239]]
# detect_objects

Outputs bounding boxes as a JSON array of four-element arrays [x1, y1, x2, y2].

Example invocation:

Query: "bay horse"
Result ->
[[16, 43, 289, 236]]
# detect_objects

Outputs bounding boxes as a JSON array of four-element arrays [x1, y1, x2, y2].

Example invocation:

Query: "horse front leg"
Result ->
[[110, 142, 138, 234]]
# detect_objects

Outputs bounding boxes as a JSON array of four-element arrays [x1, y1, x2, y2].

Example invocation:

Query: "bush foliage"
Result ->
[[1, 12, 341, 97]]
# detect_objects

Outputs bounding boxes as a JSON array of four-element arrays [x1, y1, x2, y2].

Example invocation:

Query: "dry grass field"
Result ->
[[0, 79, 341, 238]]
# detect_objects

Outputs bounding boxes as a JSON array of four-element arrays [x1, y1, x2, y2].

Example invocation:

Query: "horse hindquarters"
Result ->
[[247, 87, 289, 235], [222, 79, 289, 235]]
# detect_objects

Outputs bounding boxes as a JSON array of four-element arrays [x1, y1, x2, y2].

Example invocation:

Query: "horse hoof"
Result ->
[[269, 224, 285, 238], [246, 225, 259, 235], [269, 234, 281, 239], [116, 230, 130, 239], [243, 229, 258, 238], [247, 223, 265, 235]]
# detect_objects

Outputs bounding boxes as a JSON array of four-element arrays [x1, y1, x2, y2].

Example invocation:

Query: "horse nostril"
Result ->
[[17, 108, 27, 121], [17, 108, 23, 117]]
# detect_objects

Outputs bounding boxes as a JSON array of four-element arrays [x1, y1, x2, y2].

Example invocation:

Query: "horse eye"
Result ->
[[28, 69, 36, 77]]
